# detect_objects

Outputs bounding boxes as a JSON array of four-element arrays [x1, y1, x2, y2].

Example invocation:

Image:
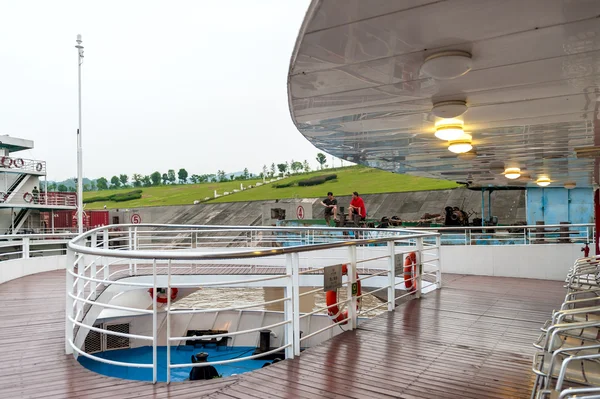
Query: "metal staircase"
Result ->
[[7, 208, 31, 234]]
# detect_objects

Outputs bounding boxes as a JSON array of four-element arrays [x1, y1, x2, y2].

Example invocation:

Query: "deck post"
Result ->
[[90, 232, 97, 299], [22, 237, 29, 259], [128, 227, 133, 275], [166, 259, 172, 384], [415, 237, 423, 299], [102, 228, 109, 284], [65, 248, 75, 354], [133, 226, 138, 274], [152, 258, 157, 384], [347, 245, 357, 330], [435, 235, 442, 289], [284, 253, 294, 359], [292, 252, 301, 356], [387, 241, 395, 311]]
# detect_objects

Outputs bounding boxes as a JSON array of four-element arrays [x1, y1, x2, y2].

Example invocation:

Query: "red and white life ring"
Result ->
[[404, 252, 417, 293], [148, 287, 178, 304], [35, 163, 43, 172], [326, 264, 361, 324], [23, 192, 33, 203], [1, 157, 12, 168], [14, 158, 24, 168]]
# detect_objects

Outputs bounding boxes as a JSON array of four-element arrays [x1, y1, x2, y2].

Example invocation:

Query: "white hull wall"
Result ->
[[439, 243, 582, 280], [0, 254, 63, 284]]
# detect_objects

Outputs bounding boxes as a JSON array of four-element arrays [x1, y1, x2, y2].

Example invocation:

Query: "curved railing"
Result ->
[[66, 224, 441, 383]]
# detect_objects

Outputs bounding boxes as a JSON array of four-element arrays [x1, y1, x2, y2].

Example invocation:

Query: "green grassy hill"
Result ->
[[83, 166, 459, 209]]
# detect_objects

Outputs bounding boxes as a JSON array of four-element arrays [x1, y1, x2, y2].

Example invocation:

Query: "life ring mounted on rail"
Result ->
[[35, 163, 43, 172], [23, 192, 33, 203], [148, 287, 178, 304], [1, 157, 12, 168], [14, 158, 24, 168], [404, 252, 418, 293], [325, 264, 361, 325]]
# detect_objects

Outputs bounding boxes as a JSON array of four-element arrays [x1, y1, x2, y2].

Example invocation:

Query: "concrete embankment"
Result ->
[[126, 188, 525, 226]]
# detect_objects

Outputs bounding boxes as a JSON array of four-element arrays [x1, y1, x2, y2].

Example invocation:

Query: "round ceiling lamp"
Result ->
[[448, 133, 472, 154], [432, 100, 468, 118], [421, 50, 473, 80], [564, 182, 576, 189], [457, 150, 477, 161], [504, 167, 521, 179], [434, 118, 465, 141], [536, 176, 551, 187]]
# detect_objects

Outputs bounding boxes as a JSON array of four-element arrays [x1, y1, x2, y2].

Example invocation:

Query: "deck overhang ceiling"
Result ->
[[288, 0, 600, 188]]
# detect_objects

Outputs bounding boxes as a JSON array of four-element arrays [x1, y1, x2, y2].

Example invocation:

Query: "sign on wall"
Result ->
[[323, 264, 342, 292], [296, 205, 305, 219]]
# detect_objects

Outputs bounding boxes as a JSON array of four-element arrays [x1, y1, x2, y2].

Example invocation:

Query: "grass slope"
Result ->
[[83, 166, 459, 209], [84, 180, 262, 209], [208, 166, 459, 203]]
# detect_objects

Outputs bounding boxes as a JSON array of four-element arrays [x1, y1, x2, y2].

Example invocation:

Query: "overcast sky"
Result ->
[[0, 0, 333, 181]]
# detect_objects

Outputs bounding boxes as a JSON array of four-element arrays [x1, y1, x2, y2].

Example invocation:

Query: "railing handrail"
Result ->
[[68, 223, 438, 260], [410, 223, 594, 231]]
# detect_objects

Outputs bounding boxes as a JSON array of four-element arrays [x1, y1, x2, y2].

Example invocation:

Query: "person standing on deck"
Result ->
[[321, 191, 338, 226], [32, 186, 39, 204], [348, 191, 366, 226]]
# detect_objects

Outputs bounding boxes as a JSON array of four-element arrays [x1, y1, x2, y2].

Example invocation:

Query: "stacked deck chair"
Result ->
[[531, 256, 600, 398]]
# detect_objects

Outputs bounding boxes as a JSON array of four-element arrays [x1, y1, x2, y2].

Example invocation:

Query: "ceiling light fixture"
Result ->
[[432, 100, 468, 118], [434, 118, 465, 141], [421, 50, 473, 80], [564, 182, 576, 189], [536, 176, 551, 187], [504, 167, 521, 179], [448, 133, 472, 154]]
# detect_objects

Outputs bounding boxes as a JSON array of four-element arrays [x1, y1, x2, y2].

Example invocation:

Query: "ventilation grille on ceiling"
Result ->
[[575, 146, 600, 158]]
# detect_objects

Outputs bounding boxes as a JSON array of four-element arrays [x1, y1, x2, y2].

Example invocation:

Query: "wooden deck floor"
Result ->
[[0, 270, 565, 398]]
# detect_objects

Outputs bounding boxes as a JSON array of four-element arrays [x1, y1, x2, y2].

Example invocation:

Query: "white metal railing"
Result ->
[[65, 224, 441, 383], [0, 233, 77, 260], [0, 190, 77, 207], [0, 156, 46, 174]]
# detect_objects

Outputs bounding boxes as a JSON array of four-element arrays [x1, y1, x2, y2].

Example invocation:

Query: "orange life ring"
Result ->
[[148, 287, 178, 304], [404, 252, 417, 293], [23, 192, 33, 203], [326, 264, 361, 324]]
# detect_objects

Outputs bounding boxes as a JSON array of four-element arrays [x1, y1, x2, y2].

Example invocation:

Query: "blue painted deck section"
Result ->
[[78, 346, 269, 382]]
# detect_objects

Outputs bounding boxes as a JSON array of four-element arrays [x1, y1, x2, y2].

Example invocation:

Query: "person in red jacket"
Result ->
[[348, 191, 366, 225]]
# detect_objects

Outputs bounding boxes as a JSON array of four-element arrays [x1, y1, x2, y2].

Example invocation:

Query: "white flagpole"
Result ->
[[75, 34, 84, 234]]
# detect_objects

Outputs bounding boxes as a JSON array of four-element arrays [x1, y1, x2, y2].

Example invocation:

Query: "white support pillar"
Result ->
[[435, 235, 442, 289], [415, 237, 423, 299], [291, 252, 301, 356], [22, 237, 30, 259], [152, 258, 157, 384], [90, 232, 97, 299], [347, 245, 358, 330], [387, 241, 396, 311], [284, 253, 294, 359], [65, 248, 75, 354], [103, 228, 109, 284]]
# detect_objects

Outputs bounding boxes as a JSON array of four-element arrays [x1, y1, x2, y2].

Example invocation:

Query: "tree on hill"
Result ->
[[96, 177, 108, 190], [150, 171, 161, 186], [243, 168, 249, 180], [190, 174, 199, 184], [58, 184, 68, 192], [291, 161, 303, 174], [142, 175, 152, 187], [132, 174, 142, 187], [262, 165, 268, 178], [90, 181, 96, 191], [110, 176, 121, 188], [217, 170, 226, 182], [270, 163, 275, 178], [161, 173, 168, 185], [277, 163, 287, 177], [316, 153, 327, 170], [178, 168, 188, 184], [167, 169, 176, 184], [303, 160, 310, 172], [119, 174, 128, 187]]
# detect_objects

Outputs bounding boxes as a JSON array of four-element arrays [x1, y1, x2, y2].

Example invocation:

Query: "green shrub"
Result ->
[[297, 174, 337, 187], [83, 190, 142, 203]]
